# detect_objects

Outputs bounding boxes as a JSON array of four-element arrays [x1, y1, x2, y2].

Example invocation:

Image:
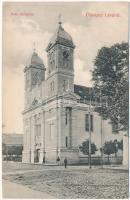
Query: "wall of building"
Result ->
[[22, 98, 60, 163], [22, 95, 124, 164], [60, 101, 123, 157]]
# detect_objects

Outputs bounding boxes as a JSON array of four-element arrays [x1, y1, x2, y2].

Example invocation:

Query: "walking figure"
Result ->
[[64, 157, 67, 168], [57, 156, 60, 166]]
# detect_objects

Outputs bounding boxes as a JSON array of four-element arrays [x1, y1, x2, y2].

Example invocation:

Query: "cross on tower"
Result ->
[[33, 42, 36, 52], [58, 14, 62, 25]]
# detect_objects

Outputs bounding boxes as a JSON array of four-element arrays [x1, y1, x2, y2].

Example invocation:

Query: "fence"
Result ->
[[2, 155, 22, 162], [79, 156, 123, 165]]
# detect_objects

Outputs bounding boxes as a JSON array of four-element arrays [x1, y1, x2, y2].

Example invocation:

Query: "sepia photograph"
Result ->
[[2, 1, 129, 199]]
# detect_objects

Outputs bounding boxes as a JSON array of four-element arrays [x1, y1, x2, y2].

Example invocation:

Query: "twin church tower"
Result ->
[[24, 19, 75, 106]]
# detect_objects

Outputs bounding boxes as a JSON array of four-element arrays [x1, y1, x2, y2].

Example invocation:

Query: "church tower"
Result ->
[[46, 19, 75, 97], [24, 50, 46, 108]]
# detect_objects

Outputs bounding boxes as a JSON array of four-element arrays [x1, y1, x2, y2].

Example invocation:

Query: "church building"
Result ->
[[22, 20, 123, 164]]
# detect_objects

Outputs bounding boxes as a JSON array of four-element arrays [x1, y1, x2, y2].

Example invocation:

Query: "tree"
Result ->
[[117, 139, 123, 151], [2, 143, 6, 155], [102, 140, 118, 163], [8, 146, 14, 156], [79, 139, 97, 157], [15, 145, 23, 155], [92, 42, 128, 132], [7, 145, 23, 156]]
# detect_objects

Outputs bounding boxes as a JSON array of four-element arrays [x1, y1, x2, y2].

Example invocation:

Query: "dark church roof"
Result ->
[[46, 22, 75, 51], [74, 84, 93, 101]]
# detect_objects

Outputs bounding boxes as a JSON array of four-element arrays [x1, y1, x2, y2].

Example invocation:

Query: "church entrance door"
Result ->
[[34, 149, 40, 163]]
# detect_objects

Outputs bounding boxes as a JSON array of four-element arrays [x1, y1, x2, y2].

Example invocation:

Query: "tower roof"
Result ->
[[25, 51, 45, 70], [31, 51, 45, 67], [46, 22, 75, 51], [74, 84, 93, 101]]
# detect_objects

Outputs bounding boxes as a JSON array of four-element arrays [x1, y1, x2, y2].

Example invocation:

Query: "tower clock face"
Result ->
[[63, 51, 69, 59]]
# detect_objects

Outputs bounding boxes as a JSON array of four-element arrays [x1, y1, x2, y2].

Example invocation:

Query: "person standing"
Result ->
[[57, 156, 60, 166], [64, 157, 67, 168]]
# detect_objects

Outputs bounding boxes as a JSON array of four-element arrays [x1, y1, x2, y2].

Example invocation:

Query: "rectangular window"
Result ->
[[38, 124, 41, 136], [65, 108, 68, 125], [85, 114, 89, 131], [65, 136, 68, 147], [90, 115, 93, 132], [35, 124, 41, 136], [63, 80, 66, 91], [85, 114, 93, 132]]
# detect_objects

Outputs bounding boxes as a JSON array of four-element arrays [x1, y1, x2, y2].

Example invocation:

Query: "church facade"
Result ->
[[22, 21, 123, 164]]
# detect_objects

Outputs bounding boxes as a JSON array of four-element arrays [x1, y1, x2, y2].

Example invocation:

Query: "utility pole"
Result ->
[[88, 109, 92, 169], [30, 117, 31, 163], [69, 107, 72, 148], [99, 89, 105, 169], [56, 95, 59, 160], [43, 109, 46, 163], [100, 115, 103, 168], [88, 92, 92, 169]]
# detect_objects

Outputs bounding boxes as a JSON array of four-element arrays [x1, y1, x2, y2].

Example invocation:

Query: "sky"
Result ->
[[2, 2, 128, 133]]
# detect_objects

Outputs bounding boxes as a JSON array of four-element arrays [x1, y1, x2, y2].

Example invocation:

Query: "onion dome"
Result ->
[[30, 51, 45, 67], [24, 50, 46, 72], [46, 21, 75, 52]]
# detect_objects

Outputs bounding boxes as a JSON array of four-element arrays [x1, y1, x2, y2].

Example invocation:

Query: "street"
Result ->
[[2, 162, 129, 199]]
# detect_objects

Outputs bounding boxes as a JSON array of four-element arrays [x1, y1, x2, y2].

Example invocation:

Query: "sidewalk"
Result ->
[[2, 179, 55, 199], [100, 164, 128, 171]]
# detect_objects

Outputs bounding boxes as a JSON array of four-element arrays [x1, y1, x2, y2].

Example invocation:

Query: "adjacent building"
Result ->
[[2, 133, 23, 147]]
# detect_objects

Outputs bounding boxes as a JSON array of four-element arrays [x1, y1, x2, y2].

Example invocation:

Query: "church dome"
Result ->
[[46, 22, 75, 51], [25, 51, 45, 69], [31, 51, 44, 67]]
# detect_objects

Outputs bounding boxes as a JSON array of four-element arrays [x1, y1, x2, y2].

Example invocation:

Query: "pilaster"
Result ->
[[31, 115, 35, 163], [39, 149, 44, 164]]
